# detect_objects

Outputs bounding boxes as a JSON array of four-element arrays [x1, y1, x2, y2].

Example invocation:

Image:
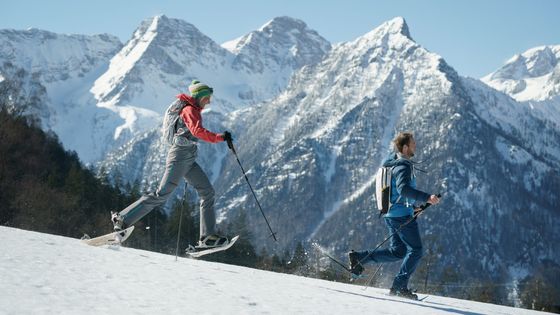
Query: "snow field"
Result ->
[[0, 226, 547, 315]]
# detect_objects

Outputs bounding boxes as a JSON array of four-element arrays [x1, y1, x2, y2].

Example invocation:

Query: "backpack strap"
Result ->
[[388, 165, 403, 211], [174, 101, 190, 134], [390, 164, 405, 207]]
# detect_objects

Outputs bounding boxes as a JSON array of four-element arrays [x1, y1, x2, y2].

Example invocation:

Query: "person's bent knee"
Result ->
[[411, 246, 424, 259], [390, 246, 407, 259], [199, 186, 215, 200], [155, 182, 179, 199]]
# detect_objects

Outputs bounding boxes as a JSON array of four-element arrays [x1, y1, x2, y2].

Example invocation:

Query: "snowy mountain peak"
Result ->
[[2, 27, 120, 44], [0, 28, 122, 85], [224, 16, 324, 53], [362, 17, 412, 41], [345, 16, 417, 58], [115, 14, 221, 66], [482, 45, 560, 101], [142, 14, 218, 48], [488, 45, 559, 80], [386, 16, 411, 39], [522, 45, 558, 77], [91, 14, 225, 107], [223, 16, 331, 70], [259, 16, 309, 33]]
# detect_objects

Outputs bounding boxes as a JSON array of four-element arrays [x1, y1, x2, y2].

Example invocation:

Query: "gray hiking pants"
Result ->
[[118, 143, 216, 238]]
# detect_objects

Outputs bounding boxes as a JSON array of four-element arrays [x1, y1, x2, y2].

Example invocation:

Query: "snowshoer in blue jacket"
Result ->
[[349, 132, 440, 300]]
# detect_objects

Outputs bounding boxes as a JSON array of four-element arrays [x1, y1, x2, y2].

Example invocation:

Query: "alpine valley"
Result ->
[[1, 15, 558, 287]]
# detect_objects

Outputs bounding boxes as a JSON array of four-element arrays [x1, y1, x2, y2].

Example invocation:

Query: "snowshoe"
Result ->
[[389, 287, 418, 300], [186, 235, 239, 258]]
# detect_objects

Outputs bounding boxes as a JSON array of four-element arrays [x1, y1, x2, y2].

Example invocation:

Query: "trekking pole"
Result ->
[[360, 194, 441, 289], [175, 182, 188, 261], [227, 141, 277, 241], [362, 264, 383, 291]]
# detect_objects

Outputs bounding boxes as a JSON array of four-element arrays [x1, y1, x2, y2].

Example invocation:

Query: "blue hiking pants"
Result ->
[[355, 215, 424, 290]]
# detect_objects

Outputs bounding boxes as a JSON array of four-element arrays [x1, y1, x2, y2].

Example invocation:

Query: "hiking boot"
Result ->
[[111, 211, 125, 231], [348, 250, 364, 276], [389, 287, 418, 300], [197, 234, 229, 248]]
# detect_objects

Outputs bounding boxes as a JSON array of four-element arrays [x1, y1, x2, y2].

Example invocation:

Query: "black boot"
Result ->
[[111, 211, 126, 231], [389, 287, 418, 300], [348, 250, 364, 276]]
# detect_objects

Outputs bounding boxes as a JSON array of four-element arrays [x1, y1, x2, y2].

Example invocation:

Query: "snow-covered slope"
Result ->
[[482, 45, 560, 102], [0, 226, 545, 314], [481, 45, 560, 127], [0, 28, 124, 162]]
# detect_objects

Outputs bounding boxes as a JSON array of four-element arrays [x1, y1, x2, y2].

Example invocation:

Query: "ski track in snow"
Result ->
[[0, 226, 547, 315]]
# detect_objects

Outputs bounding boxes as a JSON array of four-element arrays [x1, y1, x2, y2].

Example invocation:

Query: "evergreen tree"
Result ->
[[0, 107, 135, 238], [412, 234, 441, 294], [129, 206, 168, 252], [289, 242, 309, 276], [519, 260, 560, 312], [164, 197, 199, 255], [256, 248, 272, 270], [465, 280, 506, 305], [281, 249, 291, 272], [271, 254, 284, 272], [436, 265, 462, 296]]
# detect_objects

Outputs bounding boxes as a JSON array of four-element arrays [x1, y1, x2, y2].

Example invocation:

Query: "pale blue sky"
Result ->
[[2, 0, 559, 78]]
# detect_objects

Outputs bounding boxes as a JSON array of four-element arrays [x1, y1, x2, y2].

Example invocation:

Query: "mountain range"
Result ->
[[1, 15, 558, 285]]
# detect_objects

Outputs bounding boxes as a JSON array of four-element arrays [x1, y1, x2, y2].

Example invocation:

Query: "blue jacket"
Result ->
[[382, 153, 431, 217]]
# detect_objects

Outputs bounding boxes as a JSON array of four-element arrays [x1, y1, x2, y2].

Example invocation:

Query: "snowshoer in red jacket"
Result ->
[[112, 80, 233, 248]]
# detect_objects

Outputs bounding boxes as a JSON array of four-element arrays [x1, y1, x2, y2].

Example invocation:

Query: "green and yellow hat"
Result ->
[[188, 80, 214, 99]]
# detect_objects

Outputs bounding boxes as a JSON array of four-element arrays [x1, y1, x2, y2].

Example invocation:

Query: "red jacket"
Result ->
[[177, 94, 224, 143]]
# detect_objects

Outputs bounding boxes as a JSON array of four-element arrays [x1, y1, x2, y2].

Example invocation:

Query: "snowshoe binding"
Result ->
[[197, 234, 229, 249], [111, 211, 126, 231], [348, 250, 364, 277]]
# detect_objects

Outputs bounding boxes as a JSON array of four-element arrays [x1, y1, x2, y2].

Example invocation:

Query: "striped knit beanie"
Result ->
[[188, 80, 214, 99]]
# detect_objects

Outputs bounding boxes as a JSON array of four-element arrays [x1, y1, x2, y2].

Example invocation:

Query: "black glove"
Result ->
[[223, 131, 234, 150]]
